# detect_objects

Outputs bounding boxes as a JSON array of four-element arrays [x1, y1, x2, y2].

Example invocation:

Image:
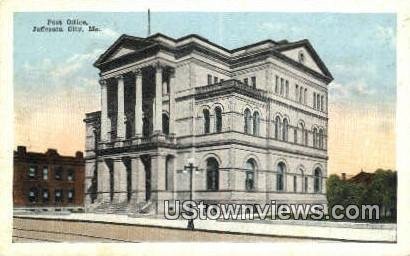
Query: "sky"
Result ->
[[14, 12, 396, 175]]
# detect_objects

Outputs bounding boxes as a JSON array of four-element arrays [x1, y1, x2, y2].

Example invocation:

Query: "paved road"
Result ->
[[13, 216, 316, 242]]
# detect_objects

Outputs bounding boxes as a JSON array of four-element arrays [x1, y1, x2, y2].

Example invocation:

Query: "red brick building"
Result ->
[[13, 146, 85, 211]]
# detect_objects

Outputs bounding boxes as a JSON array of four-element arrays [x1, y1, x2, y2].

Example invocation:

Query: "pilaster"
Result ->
[[113, 158, 127, 203], [116, 75, 126, 140]]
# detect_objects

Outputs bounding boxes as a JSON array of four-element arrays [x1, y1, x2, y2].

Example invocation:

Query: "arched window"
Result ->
[[300, 169, 306, 192], [206, 157, 219, 191], [253, 112, 260, 136], [274, 116, 281, 139], [298, 122, 305, 145], [244, 109, 252, 134], [313, 128, 318, 148], [162, 113, 169, 135], [276, 162, 286, 191], [203, 109, 210, 134], [282, 118, 289, 141], [245, 159, 256, 191], [319, 129, 324, 149], [314, 168, 322, 193], [215, 107, 222, 133]]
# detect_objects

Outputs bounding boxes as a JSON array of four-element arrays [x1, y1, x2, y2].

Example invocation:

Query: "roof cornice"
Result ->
[[95, 33, 333, 83]]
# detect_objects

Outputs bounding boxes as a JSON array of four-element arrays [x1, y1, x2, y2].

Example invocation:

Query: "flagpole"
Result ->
[[147, 9, 151, 36]]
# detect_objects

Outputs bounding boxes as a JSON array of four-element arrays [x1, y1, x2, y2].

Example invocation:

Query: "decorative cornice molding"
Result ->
[[95, 35, 333, 84], [131, 68, 142, 76]]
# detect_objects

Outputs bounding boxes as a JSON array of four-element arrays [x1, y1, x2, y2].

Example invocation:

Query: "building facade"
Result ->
[[13, 146, 85, 212], [84, 33, 333, 214]]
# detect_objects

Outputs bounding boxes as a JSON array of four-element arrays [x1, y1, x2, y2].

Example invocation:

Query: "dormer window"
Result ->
[[298, 51, 305, 64]]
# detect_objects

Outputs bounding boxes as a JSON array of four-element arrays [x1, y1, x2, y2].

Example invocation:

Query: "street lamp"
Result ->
[[183, 157, 200, 230]]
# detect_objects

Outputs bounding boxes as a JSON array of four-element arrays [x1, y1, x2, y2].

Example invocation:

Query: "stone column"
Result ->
[[84, 159, 95, 208], [116, 75, 126, 140], [133, 69, 143, 140], [100, 79, 110, 142], [131, 156, 146, 203], [97, 159, 110, 203], [162, 80, 168, 95], [113, 158, 127, 203], [154, 63, 163, 133], [151, 154, 166, 213], [169, 69, 176, 135]]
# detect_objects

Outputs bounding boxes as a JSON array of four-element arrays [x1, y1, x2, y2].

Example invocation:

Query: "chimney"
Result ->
[[46, 148, 58, 156], [75, 151, 84, 159], [341, 173, 346, 181], [17, 146, 27, 156]]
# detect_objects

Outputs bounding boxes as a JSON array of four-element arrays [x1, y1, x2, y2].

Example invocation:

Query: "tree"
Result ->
[[327, 169, 397, 221], [326, 174, 364, 208], [366, 169, 397, 217]]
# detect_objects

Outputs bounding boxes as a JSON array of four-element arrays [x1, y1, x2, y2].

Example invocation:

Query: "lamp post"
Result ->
[[183, 158, 199, 230]]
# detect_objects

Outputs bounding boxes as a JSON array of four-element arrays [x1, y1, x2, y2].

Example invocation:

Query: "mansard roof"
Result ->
[[94, 33, 333, 83]]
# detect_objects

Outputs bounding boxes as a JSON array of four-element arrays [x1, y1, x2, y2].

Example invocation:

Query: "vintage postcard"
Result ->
[[1, 0, 409, 255]]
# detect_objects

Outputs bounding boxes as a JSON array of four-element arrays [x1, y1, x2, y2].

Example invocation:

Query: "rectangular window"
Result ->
[[67, 189, 74, 203], [295, 84, 299, 101], [207, 74, 212, 85], [275, 75, 279, 93], [280, 78, 284, 95], [251, 76, 256, 88], [304, 88, 307, 104], [294, 129, 297, 144], [214, 76, 218, 84], [321, 95, 324, 111], [293, 176, 297, 192], [42, 189, 49, 202], [55, 167, 62, 180], [285, 80, 289, 97], [42, 167, 48, 180], [28, 189, 37, 203], [304, 177, 308, 192], [67, 169, 74, 181], [243, 78, 248, 85], [55, 189, 63, 203], [28, 166, 36, 178], [313, 92, 316, 108]]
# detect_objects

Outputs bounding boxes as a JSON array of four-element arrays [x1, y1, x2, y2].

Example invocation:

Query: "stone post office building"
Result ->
[[84, 33, 333, 214]]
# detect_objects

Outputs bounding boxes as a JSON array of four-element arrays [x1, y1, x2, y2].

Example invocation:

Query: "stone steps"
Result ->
[[91, 200, 156, 216]]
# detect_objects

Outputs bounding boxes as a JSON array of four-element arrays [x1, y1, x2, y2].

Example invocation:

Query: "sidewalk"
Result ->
[[13, 213, 396, 242]]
